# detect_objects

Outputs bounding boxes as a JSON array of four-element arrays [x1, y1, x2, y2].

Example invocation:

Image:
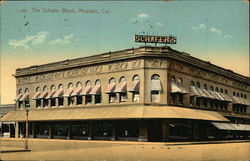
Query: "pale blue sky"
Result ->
[[0, 0, 249, 104]]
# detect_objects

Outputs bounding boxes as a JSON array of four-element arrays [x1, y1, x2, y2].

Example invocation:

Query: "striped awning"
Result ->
[[71, 87, 82, 96], [46, 90, 56, 99], [232, 96, 250, 105], [114, 82, 127, 93], [38, 91, 48, 99], [105, 83, 116, 93], [90, 84, 101, 95], [170, 82, 188, 94], [15, 93, 23, 101], [212, 122, 250, 131], [81, 86, 91, 95], [63, 88, 73, 97], [128, 80, 139, 92], [32, 91, 42, 100], [190, 86, 206, 97], [151, 80, 162, 91], [53, 89, 64, 98], [19, 93, 29, 101], [201, 89, 215, 99]]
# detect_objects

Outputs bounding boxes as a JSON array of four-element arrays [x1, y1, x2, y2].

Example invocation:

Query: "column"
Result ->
[[138, 120, 148, 142], [228, 102, 233, 112], [55, 98, 59, 107], [15, 122, 19, 138], [88, 121, 92, 140], [82, 96, 86, 105], [127, 92, 133, 103], [48, 99, 51, 108], [92, 95, 95, 105], [183, 94, 190, 107], [73, 97, 77, 106], [67, 122, 71, 139]]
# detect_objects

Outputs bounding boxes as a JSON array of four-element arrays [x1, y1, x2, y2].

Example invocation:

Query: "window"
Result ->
[[177, 78, 182, 84], [58, 97, 64, 106], [131, 75, 140, 102], [94, 79, 101, 104], [120, 93, 128, 102], [224, 90, 228, 95], [51, 98, 56, 107], [170, 76, 175, 82], [36, 99, 41, 108], [118, 77, 127, 102], [68, 97, 74, 106], [133, 91, 140, 102], [35, 87, 41, 108], [84, 80, 92, 104], [241, 93, 243, 98], [203, 84, 207, 90], [233, 92, 236, 96], [43, 99, 48, 107], [151, 74, 161, 102], [220, 88, 223, 93], [237, 93, 239, 97], [86, 95, 92, 104], [244, 94, 247, 99], [190, 81, 194, 86], [215, 87, 218, 92], [210, 86, 214, 91], [109, 93, 116, 103], [76, 96, 82, 105], [196, 82, 200, 88], [19, 101, 23, 109]]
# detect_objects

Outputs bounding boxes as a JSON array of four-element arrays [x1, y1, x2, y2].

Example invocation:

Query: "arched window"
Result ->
[[210, 86, 214, 91], [240, 93, 243, 98], [51, 85, 56, 90], [36, 87, 41, 92], [237, 93, 239, 97], [203, 84, 207, 90], [25, 88, 29, 93], [196, 82, 200, 88], [58, 84, 63, 89], [133, 75, 139, 81], [190, 81, 194, 86], [220, 88, 223, 93], [177, 78, 182, 84], [95, 79, 101, 85], [18, 89, 22, 94], [86, 80, 91, 87], [224, 90, 228, 95], [120, 76, 126, 82], [244, 94, 247, 99], [170, 76, 175, 82], [215, 87, 218, 92], [233, 92, 236, 96], [68, 82, 73, 88], [76, 81, 82, 87], [43, 86, 48, 91], [109, 78, 115, 84], [151, 74, 160, 80]]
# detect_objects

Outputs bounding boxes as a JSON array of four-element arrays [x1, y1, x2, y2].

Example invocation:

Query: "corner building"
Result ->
[[2, 46, 250, 141]]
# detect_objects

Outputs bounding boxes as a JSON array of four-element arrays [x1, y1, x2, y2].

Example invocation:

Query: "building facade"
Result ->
[[1, 46, 250, 141]]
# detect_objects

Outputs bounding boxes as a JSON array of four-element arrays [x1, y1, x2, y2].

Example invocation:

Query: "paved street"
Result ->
[[1, 139, 249, 161]]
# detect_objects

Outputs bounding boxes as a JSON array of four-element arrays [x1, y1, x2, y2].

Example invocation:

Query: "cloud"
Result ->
[[209, 27, 222, 35], [48, 34, 74, 45], [8, 31, 49, 49], [155, 22, 164, 27], [192, 23, 207, 30], [223, 34, 232, 38], [137, 13, 149, 19]]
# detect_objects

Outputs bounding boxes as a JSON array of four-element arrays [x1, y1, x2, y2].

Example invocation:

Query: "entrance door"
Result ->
[[148, 120, 162, 142]]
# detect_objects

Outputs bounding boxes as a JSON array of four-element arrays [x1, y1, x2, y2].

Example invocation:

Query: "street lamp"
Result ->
[[24, 104, 30, 150]]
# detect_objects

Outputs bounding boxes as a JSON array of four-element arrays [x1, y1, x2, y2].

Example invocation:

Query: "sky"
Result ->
[[0, 0, 249, 104]]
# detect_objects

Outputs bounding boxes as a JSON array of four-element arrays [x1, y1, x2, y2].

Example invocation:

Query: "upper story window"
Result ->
[[106, 78, 116, 103], [240, 93, 243, 98], [233, 92, 236, 96], [74, 82, 83, 105], [129, 75, 140, 102], [203, 84, 207, 90], [224, 90, 228, 95], [210, 86, 214, 91], [244, 94, 247, 99], [16, 89, 23, 109], [190, 81, 194, 86], [33, 87, 42, 108], [196, 82, 200, 88], [151, 74, 161, 102], [20, 88, 30, 108], [117, 76, 127, 102], [82, 80, 92, 104], [177, 78, 182, 84], [237, 93, 239, 97], [170, 76, 175, 82], [64, 82, 74, 106], [215, 87, 219, 92], [91, 79, 101, 104], [220, 88, 223, 93]]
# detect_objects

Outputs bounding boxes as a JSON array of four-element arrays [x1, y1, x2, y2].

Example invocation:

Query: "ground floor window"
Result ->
[[71, 122, 89, 136], [116, 121, 139, 137], [93, 121, 113, 137], [52, 123, 68, 136], [35, 122, 49, 136]]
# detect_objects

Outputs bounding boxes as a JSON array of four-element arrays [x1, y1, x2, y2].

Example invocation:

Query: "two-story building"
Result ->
[[1, 46, 250, 141]]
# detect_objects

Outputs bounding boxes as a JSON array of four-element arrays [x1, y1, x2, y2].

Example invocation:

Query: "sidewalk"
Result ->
[[1, 147, 30, 153]]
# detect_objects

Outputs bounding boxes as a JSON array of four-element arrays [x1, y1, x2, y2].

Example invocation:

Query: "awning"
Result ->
[[213, 92, 226, 101], [15, 93, 23, 101], [32, 91, 42, 100], [105, 83, 116, 93], [1, 105, 228, 122], [71, 87, 82, 96], [128, 80, 139, 92], [53, 89, 64, 98], [38, 91, 48, 99], [212, 122, 250, 131], [151, 80, 162, 91], [46, 90, 56, 99], [63, 88, 73, 97], [90, 85, 101, 95], [19, 93, 29, 101], [114, 82, 127, 93], [201, 89, 215, 99], [170, 82, 188, 94], [81, 86, 91, 95], [220, 93, 232, 102], [232, 96, 250, 105], [190, 86, 206, 97]]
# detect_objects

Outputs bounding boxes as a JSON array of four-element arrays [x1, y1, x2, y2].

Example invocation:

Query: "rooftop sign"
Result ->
[[134, 35, 177, 44]]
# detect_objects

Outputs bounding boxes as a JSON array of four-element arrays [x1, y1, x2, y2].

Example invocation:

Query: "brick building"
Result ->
[[1, 46, 250, 141]]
